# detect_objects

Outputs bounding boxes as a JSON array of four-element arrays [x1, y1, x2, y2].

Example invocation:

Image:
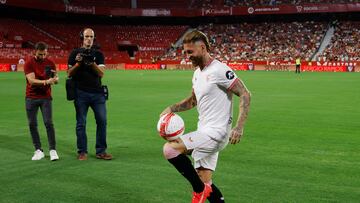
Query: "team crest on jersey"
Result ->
[[226, 71, 235, 80], [206, 74, 211, 82]]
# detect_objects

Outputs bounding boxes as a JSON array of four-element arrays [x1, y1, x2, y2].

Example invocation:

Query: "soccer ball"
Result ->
[[157, 113, 185, 141]]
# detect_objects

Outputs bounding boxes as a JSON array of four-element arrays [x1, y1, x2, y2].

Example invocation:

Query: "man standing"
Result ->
[[295, 57, 301, 73], [67, 28, 112, 161], [24, 42, 59, 161], [160, 30, 251, 203]]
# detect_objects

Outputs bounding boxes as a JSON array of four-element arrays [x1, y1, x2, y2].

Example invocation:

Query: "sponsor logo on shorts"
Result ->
[[189, 137, 194, 142]]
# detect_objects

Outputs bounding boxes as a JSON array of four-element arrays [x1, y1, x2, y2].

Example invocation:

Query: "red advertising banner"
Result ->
[[4, 0, 65, 12], [202, 7, 232, 16], [302, 65, 352, 72], [65, 5, 95, 15], [233, 3, 360, 15], [228, 63, 254, 71], [125, 64, 160, 70], [141, 9, 171, 17], [0, 64, 10, 72], [4, 1, 360, 17], [111, 8, 142, 16]]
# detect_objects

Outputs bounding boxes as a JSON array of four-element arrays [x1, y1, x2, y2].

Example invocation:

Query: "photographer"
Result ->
[[24, 42, 59, 161], [67, 28, 112, 161]]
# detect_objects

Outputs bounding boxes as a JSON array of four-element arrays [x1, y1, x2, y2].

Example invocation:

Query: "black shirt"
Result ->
[[68, 48, 105, 93]]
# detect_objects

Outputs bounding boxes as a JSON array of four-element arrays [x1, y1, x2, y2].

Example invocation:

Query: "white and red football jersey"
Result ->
[[192, 59, 238, 141]]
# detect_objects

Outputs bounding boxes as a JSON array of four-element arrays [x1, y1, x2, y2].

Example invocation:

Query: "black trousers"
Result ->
[[25, 98, 56, 150], [295, 65, 301, 73]]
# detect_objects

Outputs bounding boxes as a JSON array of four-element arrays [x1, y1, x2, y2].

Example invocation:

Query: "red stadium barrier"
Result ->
[[0, 64, 17, 72], [1, 62, 357, 72], [0, 64, 11, 72], [58, 64, 68, 71]]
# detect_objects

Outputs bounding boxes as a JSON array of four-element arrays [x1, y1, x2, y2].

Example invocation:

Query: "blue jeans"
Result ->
[[74, 89, 107, 154]]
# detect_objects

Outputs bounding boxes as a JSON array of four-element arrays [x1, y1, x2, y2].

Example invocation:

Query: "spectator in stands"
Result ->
[[269, 0, 277, 5], [67, 28, 112, 161], [24, 42, 59, 161], [180, 58, 187, 64], [319, 21, 360, 62]]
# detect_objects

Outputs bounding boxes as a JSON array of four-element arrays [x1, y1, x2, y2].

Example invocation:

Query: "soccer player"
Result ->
[[24, 42, 59, 161], [160, 30, 251, 203]]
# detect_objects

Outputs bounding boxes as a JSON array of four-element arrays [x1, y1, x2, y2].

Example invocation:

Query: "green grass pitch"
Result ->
[[0, 70, 359, 202]]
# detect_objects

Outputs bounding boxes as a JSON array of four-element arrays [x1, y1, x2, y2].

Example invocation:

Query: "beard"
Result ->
[[189, 56, 204, 68], [35, 56, 44, 62]]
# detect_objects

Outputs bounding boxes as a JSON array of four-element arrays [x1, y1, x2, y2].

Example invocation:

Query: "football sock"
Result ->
[[168, 154, 205, 193], [208, 183, 225, 203]]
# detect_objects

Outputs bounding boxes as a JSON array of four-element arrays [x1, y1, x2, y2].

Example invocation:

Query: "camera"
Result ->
[[45, 66, 55, 78], [79, 48, 95, 66]]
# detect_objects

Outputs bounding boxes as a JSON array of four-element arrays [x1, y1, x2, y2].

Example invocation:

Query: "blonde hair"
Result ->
[[183, 30, 210, 52]]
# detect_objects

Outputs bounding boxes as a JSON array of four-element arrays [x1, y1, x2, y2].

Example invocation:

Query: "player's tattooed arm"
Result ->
[[170, 91, 197, 112], [229, 79, 251, 144], [160, 90, 197, 116]]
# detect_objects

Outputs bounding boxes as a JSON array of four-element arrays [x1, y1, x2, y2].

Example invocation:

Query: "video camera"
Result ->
[[79, 48, 96, 66], [45, 66, 55, 78]]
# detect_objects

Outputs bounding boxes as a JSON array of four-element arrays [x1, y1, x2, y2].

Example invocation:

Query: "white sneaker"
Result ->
[[49, 150, 59, 161], [31, 149, 45, 161]]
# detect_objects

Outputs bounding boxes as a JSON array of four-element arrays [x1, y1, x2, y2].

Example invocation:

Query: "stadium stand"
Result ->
[[0, 0, 359, 65], [0, 18, 62, 48], [2, 18, 360, 63], [318, 21, 360, 62], [163, 21, 328, 62], [0, 18, 188, 63]]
